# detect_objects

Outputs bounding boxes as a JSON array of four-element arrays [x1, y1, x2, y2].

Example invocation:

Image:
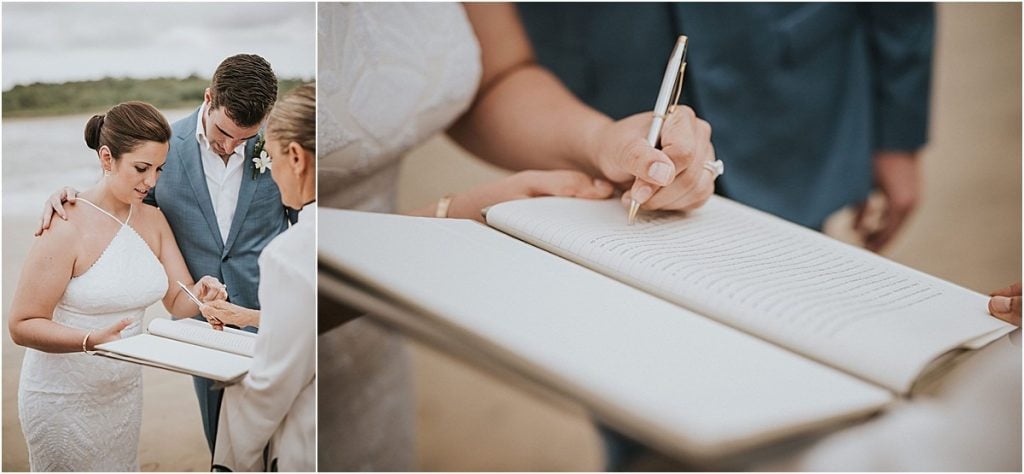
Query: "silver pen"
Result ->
[[177, 281, 222, 325], [628, 35, 688, 225]]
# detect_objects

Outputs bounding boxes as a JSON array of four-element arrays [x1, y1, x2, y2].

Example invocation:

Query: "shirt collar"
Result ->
[[195, 102, 246, 157]]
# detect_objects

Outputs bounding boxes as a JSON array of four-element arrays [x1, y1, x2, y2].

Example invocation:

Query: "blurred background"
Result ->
[[395, 4, 1021, 470], [2, 3, 314, 470]]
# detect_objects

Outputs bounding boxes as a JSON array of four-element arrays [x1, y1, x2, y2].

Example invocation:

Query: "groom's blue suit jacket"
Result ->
[[144, 107, 292, 452], [520, 3, 934, 229], [145, 107, 291, 311]]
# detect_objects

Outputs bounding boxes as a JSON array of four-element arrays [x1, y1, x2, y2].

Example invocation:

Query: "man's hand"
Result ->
[[988, 283, 1021, 327], [589, 106, 717, 212], [854, 151, 921, 252], [35, 187, 80, 237]]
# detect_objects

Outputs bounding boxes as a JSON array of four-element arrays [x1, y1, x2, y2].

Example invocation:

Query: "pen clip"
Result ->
[[668, 38, 688, 114]]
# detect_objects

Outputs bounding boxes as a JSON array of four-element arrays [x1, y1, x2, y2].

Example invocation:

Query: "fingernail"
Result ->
[[633, 185, 653, 204], [647, 162, 673, 185], [620, 193, 631, 206], [992, 296, 1012, 313]]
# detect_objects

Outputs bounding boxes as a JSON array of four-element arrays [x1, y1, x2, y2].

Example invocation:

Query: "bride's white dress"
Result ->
[[18, 199, 168, 471], [317, 3, 481, 470]]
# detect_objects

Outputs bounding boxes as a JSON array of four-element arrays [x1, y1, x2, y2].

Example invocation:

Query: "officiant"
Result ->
[[210, 84, 316, 472]]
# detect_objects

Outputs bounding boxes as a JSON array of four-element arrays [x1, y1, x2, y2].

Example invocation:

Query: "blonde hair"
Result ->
[[266, 83, 315, 156]]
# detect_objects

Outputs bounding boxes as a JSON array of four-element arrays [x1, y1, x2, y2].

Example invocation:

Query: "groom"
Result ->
[[38, 54, 294, 454]]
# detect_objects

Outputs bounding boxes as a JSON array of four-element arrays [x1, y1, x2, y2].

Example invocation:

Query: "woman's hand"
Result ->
[[443, 170, 615, 222], [588, 107, 717, 212], [88, 318, 134, 350], [988, 283, 1021, 326], [193, 276, 228, 303], [200, 300, 260, 329]]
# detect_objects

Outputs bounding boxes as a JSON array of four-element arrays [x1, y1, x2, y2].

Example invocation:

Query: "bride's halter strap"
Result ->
[[75, 198, 132, 226]]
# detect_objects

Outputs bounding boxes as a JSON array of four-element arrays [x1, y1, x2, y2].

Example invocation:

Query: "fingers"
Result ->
[[37, 189, 75, 236], [107, 317, 134, 335], [659, 106, 706, 176], [863, 193, 917, 252], [196, 276, 228, 301], [643, 145, 718, 211], [864, 199, 913, 253], [852, 202, 869, 235], [618, 138, 676, 195], [989, 282, 1022, 298], [521, 170, 615, 200], [988, 295, 1022, 327]]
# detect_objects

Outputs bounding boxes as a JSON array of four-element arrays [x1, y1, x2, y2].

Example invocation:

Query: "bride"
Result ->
[[9, 101, 228, 472]]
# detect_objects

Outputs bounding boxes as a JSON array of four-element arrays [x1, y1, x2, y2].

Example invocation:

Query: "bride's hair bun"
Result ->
[[84, 114, 105, 150], [82, 102, 171, 158]]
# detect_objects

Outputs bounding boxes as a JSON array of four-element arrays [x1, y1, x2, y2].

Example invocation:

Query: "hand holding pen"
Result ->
[[177, 279, 228, 330], [587, 36, 723, 224]]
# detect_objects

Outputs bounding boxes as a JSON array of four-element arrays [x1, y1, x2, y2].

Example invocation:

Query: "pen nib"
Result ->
[[627, 200, 640, 226]]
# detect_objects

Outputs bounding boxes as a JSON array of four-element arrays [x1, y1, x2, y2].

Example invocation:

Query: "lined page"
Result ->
[[149, 318, 255, 357], [486, 196, 1014, 393]]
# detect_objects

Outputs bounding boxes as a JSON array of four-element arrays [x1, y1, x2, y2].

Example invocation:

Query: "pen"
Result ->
[[628, 35, 688, 225], [177, 281, 222, 325]]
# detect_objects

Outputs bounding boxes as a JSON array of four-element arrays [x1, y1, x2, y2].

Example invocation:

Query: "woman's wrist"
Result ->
[[569, 113, 613, 178]]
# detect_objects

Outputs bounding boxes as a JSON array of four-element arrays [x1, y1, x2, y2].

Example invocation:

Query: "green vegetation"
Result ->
[[2, 76, 310, 118]]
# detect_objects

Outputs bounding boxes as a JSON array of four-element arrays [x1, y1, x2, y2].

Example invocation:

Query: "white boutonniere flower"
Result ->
[[251, 134, 271, 179]]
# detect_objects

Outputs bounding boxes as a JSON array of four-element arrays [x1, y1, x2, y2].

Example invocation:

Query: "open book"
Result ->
[[95, 318, 256, 383], [317, 196, 1014, 462]]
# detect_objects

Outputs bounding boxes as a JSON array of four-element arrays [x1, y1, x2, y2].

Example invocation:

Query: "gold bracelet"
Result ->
[[435, 194, 455, 218], [82, 331, 93, 354]]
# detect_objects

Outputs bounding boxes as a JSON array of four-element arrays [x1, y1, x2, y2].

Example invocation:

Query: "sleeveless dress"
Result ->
[[317, 3, 481, 470], [18, 199, 169, 471]]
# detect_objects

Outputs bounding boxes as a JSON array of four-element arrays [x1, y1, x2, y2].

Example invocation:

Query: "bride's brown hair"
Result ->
[[84, 101, 172, 158], [265, 83, 315, 155]]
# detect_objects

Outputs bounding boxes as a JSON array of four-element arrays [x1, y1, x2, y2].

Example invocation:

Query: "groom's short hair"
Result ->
[[210, 54, 278, 128]]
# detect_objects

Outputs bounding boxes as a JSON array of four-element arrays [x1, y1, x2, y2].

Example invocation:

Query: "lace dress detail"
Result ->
[[317, 4, 481, 470], [18, 199, 168, 471], [317, 2, 481, 211]]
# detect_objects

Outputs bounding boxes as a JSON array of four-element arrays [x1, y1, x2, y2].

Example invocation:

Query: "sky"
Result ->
[[1, 3, 316, 90]]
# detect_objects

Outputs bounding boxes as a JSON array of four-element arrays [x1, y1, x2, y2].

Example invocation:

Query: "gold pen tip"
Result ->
[[627, 200, 640, 226]]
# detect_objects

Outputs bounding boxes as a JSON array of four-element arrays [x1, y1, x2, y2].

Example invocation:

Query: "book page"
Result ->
[[486, 197, 1015, 394], [319, 209, 893, 459], [95, 334, 250, 382], [149, 318, 255, 357]]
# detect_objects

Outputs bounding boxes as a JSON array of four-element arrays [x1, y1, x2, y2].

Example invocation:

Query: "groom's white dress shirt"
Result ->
[[196, 102, 245, 244], [214, 203, 316, 472]]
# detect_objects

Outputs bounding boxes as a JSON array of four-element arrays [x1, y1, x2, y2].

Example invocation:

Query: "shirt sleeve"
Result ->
[[863, 4, 936, 152], [213, 235, 315, 471]]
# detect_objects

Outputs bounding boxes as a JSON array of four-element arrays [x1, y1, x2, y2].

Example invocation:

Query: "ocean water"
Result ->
[[2, 108, 192, 218]]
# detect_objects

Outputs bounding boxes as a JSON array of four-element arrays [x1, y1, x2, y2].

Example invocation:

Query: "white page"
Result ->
[[319, 209, 893, 458], [96, 334, 250, 382], [149, 318, 255, 357], [485, 196, 1015, 393]]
